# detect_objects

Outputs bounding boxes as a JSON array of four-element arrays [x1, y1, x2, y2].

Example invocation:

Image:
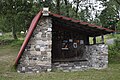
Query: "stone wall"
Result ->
[[17, 16, 108, 72], [88, 44, 108, 69], [52, 61, 90, 72], [17, 17, 52, 73], [52, 44, 108, 71]]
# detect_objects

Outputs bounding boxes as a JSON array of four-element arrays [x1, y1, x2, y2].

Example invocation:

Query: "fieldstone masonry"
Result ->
[[17, 16, 108, 73], [17, 17, 52, 73], [89, 44, 108, 69], [52, 44, 108, 72]]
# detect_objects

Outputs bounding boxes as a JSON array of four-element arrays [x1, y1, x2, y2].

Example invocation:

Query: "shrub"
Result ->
[[108, 36, 120, 63], [10, 40, 23, 47]]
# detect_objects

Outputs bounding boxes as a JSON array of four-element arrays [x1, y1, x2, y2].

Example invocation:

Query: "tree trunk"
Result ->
[[56, 0, 60, 14], [12, 26, 18, 40], [64, 0, 69, 17], [75, 0, 80, 17], [115, 0, 120, 5]]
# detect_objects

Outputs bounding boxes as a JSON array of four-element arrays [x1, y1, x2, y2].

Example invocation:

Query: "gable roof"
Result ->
[[14, 10, 114, 66], [14, 11, 42, 65]]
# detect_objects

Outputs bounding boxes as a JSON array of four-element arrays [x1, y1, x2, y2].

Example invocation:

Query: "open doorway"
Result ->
[[52, 24, 88, 63]]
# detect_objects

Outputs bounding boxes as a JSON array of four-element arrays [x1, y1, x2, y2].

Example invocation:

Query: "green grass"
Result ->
[[0, 45, 120, 80], [0, 32, 25, 40], [0, 33, 14, 40]]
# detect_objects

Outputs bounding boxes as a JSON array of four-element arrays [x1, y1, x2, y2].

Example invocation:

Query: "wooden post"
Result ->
[[101, 35, 104, 44], [93, 36, 96, 44], [86, 36, 89, 45]]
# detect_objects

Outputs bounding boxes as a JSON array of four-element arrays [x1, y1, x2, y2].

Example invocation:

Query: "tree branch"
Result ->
[[64, 0, 69, 16], [56, 0, 60, 14], [75, 0, 81, 17], [115, 0, 120, 5]]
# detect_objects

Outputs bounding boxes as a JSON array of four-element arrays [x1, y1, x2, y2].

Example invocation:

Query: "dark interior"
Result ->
[[51, 17, 89, 63]]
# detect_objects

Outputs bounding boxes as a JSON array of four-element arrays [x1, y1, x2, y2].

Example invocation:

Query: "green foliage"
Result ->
[[116, 21, 120, 32], [10, 40, 23, 47], [0, 38, 23, 46], [99, 0, 120, 28], [0, 0, 33, 39], [99, 6, 115, 27], [0, 32, 23, 46], [0, 16, 4, 31], [0, 0, 120, 39], [0, 33, 13, 40], [108, 36, 120, 63]]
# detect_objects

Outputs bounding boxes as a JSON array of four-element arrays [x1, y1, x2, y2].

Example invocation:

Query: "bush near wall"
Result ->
[[108, 36, 120, 63]]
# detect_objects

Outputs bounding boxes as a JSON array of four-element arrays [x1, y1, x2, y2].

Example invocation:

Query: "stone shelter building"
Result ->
[[14, 10, 114, 73]]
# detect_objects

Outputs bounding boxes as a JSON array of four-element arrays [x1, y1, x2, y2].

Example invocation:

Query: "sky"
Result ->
[[69, 0, 107, 19], [33, 0, 106, 19]]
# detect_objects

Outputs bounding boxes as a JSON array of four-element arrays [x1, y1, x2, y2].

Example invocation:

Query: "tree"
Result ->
[[0, 0, 32, 39], [56, 0, 60, 14], [115, 0, 120, 5], [99, 0, 120, 30], [73, 0, 82, 17], [64, 0, 69, 16]]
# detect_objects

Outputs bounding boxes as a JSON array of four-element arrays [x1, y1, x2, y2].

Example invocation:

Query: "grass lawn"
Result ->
[[0, 45, 120, 80]]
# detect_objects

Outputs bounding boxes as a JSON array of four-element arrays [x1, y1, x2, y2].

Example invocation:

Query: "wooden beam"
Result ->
[[101, 35, 104, 44], [52, 18, 106, 36], [86, 36, 89, 45], [51, 15, 114, 35], [93, 36, 96, 44], [52, 19, 97, 35]]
